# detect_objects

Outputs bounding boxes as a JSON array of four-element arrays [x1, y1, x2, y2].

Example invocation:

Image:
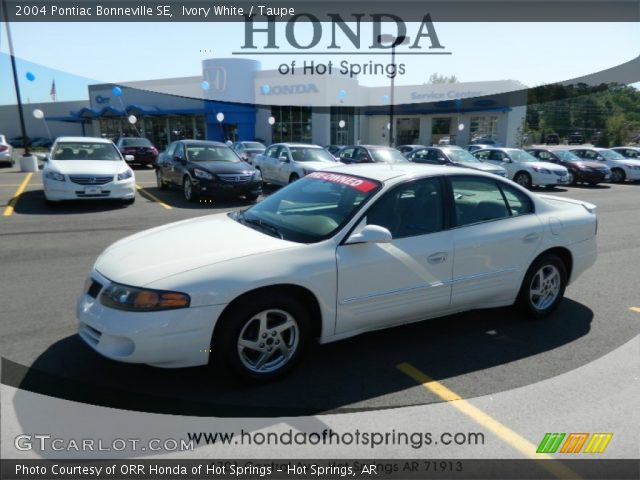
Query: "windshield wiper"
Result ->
[[238, 212, 284, 239]]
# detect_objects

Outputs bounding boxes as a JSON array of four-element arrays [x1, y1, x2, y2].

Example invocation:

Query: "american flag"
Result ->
[[50, 79, 56, 102]]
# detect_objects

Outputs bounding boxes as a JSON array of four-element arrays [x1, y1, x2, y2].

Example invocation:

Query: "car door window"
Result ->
[[265, 146, 280, 159], [365, 178, 444, 238], [500, 183, 534, 216], [488, 150, 505, 161], [473, 150, 491, 161], [624, 149, 637, 158], [451, 176, 510, 227], [339, 147, 356, 160], [165, 143, 177, 157], [355, 148, 372, 163]]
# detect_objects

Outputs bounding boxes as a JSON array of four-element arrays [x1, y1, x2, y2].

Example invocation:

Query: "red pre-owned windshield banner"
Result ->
[[306, 172, 379, 193]]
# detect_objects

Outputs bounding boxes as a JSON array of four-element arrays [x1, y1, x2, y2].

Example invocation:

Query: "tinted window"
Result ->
[[289, 147, 335, 162], [165, 143, 177, 157], [451, 176, 510, 227], [120, 138, 152, 147], [369, 148, 407, 163], [174, 143, 185, 159], [365, 178, 444, 238]]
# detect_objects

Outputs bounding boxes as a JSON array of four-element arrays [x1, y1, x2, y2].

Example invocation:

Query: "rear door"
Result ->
[[448, 175, 542, 308]]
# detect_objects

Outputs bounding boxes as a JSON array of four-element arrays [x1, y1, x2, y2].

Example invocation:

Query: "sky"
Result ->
[[1, 21, 638, 105]]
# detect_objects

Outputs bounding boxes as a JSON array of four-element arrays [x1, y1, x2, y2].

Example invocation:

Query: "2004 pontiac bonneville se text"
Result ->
[[77, 164, 598, 382]]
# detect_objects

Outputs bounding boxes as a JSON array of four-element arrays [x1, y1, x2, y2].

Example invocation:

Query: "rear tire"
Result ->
[[516, 254, 567, 319], [156, 169, 168, 190], [211, 293, 311, 383]]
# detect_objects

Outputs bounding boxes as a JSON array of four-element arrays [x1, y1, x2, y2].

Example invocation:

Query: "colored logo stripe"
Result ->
[[536, 433, 565, 453], [560, 433, 590, 454], [584, 433, 613, 454]]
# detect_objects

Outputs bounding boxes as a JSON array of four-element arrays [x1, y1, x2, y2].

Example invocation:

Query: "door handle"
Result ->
[[523, 233, 540, 243], [427, 252, 448, 264]]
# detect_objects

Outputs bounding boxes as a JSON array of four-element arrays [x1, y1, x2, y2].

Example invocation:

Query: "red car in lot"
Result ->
[[116, 137, 158, 167]]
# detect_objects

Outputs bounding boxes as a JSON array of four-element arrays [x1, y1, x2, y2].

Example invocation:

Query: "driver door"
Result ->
[[336, 177, 454, 334]]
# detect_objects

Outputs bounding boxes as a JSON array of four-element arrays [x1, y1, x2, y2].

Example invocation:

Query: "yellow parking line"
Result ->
[[629, 307, 640, 313], [135, 184, 172, 210], [3, 172, 33, 217], [397, 362, 581, 479]]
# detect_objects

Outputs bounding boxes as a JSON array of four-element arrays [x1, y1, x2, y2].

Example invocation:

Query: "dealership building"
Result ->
[[1, 58, 527, 149]]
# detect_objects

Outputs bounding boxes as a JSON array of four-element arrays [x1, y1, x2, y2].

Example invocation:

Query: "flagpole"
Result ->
[[1, 0, 30, 155]]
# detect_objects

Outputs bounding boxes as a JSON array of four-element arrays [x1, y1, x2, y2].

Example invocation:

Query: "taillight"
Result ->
[[0, 145, 7, 152]]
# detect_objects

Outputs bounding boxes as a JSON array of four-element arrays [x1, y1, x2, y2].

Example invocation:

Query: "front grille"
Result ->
[[70, 175, 113, 185], [87, 279, 103, 299], [217, 173, 253, 183], [75, 191, 111, 197]]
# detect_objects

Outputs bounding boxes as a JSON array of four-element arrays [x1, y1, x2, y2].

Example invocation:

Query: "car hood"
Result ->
[[293, 160, 339, 170], [571, 160, 608, 169], [458, 161, 504, 172], [190, 161, 255, 174], [95, 213, 295, 286], [516, 160, 566, 172], [48, 159, 127, 175]]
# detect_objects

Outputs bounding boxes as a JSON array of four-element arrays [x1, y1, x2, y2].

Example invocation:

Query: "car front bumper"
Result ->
[[575, 169, 610, 183], [531, 171, 570, 186], [43, 176, 135, 201], [76, 272, 225, 368], [193, 177, 262, 197]]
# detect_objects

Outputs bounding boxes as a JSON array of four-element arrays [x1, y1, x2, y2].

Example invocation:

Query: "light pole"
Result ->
[[2, 0, 30, 155], [378, 34, 409, 147]]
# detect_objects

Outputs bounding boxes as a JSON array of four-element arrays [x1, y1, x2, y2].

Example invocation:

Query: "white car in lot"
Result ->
[[43, 137, 136, 204], [570, 147, 640, 183], [255, 143, 338, 186], [473, 147, 570, 188], [0, 134, 14, 166], [77, 164, 597, 382]]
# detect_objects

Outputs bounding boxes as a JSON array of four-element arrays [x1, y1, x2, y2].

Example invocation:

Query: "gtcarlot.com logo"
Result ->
[[536, 432, 613, 454]]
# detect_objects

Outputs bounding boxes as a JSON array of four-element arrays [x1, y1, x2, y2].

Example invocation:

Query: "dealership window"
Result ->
[[330, 107, 355, 145], [469, 115, 499, 140], [271, 106, 312, 143]]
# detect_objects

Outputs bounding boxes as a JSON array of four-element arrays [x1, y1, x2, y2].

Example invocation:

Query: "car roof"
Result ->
[[316, 162, 490, 183], [179, 140, 227, 147], [273, 143, 323, 148], [55, 136, 114, 144]]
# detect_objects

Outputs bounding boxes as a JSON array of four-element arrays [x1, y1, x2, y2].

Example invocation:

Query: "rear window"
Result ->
[[121, 138, 152, 147]]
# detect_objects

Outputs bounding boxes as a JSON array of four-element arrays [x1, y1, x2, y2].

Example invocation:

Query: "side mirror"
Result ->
[[346, 225, 392, 245], [125, 155, 135, 162], [278, 155, 289, 162]]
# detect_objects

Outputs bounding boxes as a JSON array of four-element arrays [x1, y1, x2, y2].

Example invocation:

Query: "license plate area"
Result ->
[[84, 186, 102, 195]]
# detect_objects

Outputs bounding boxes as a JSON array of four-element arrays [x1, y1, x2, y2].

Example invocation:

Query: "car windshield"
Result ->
[[446, 149, 482, 163], [370, 148, 408, 163], [51, 142, 121, 161], [290, 147, 335, 162], [120, 138, 152, 147], [243, 142, 265, 149], [509, 150, 538, 163], [235, 171, 381, 243], [600, 149, 625, 161], [187, 145, 240, 163], [553, 150, 582, 162]]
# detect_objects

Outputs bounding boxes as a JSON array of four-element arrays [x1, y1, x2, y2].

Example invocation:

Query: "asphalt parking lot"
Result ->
[[1, 160, 639, 419]]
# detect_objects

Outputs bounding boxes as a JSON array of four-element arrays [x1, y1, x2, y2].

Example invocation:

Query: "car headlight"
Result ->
[[531, 167, 551, 174], [194, 168, 213, 180], [45, 171, 65, 182], [625, 164, 640, 170], [100, 282, 190, 311], [302, 168, 314, 175], [117, 169, 133, 181]]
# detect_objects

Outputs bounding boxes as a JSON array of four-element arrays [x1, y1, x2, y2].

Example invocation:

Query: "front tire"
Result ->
[[610, 168, 625, 183], [514, 171, 532, 189], [516, 254, 567, 319], [289, 173, 300, 184], [183, 176, 197, 202], [212, 293, 311, 383]]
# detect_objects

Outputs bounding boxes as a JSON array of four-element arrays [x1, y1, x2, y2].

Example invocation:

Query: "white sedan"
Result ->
[[43, 137, 136, 204], [77, 164, 597, 382], [255, 143, 338, 186], [473, 147, 570, 188]]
